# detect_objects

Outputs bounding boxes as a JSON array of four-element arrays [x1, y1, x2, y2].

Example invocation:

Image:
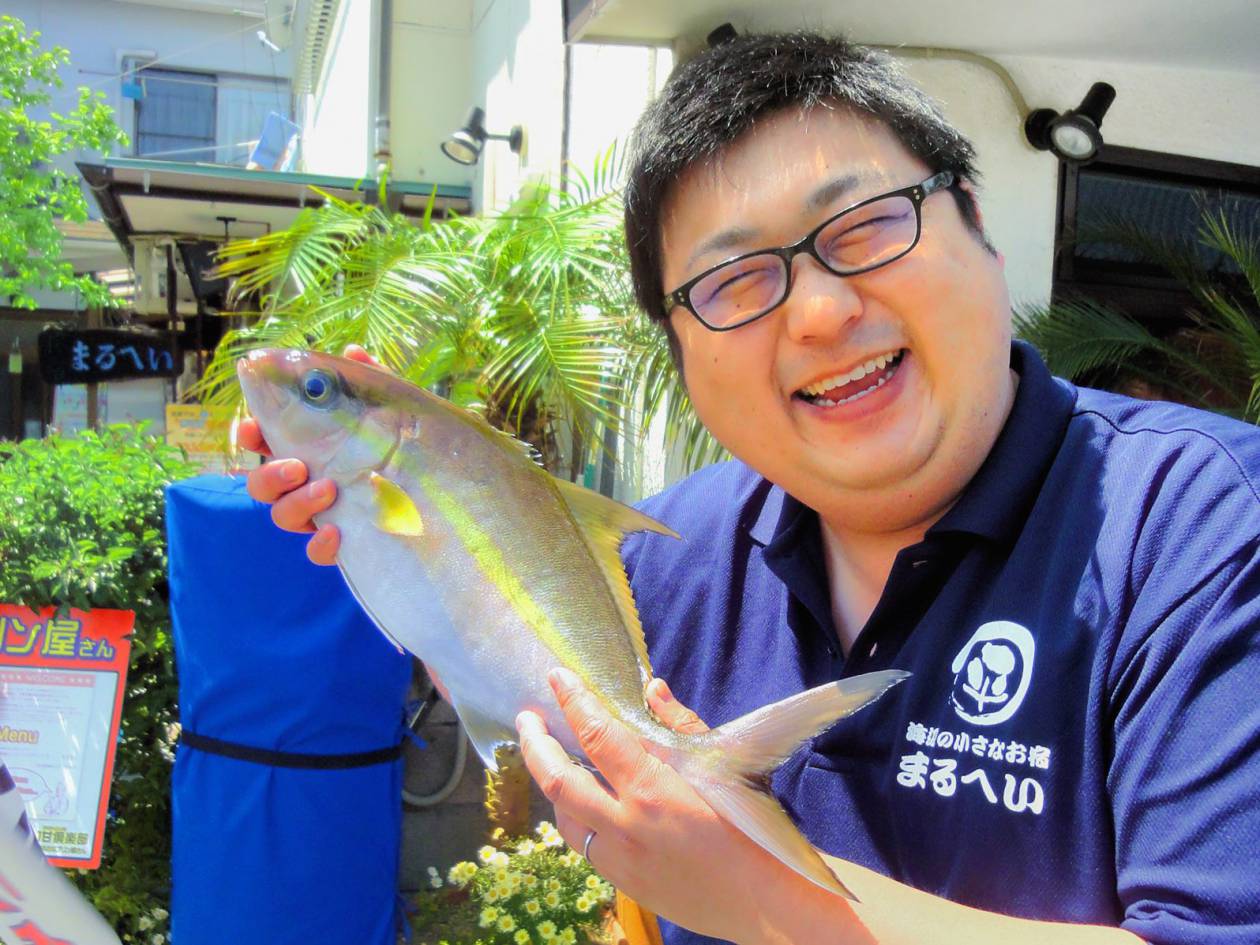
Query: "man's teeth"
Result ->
[[800, 351, 902, 399]]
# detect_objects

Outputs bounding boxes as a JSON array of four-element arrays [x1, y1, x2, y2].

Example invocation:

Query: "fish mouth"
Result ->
[[237, 353, 289, 416]]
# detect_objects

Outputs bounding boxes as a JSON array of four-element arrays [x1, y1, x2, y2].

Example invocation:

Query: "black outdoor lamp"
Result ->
[[441, 107, 524, 166], [1024, 82, 1117, 163]]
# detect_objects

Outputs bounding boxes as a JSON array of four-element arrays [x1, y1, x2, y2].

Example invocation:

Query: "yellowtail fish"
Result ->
[[237, 349, 908, 899]]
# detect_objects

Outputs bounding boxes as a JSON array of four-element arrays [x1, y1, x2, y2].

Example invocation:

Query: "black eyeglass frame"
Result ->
[[661, 170, 958, 331]]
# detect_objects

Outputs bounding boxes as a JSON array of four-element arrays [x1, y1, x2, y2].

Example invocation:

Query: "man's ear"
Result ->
[[957, 179, 985, 231], [957, 178, 1001, 262]]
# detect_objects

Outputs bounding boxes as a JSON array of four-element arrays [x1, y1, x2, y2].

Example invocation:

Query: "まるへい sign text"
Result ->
[[38, 329, 181, 385]]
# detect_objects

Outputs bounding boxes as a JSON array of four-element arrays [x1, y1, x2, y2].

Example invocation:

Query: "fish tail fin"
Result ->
[[665, 669, 909, 901]]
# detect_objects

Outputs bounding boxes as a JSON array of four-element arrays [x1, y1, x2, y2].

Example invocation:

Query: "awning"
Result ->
[[79, 157, 471, 253], [76, 158, 473, 318]]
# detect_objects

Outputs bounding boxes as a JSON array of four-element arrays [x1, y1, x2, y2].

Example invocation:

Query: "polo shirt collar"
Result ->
[[747, 341, 1077, 550], [927, 340, 1076, 544]]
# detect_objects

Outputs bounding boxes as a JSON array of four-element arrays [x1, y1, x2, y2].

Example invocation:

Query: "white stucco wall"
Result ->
[[300, 0, 376, 177], [390, 0, 475, 188], [469, 0, 565, 209], [898, 53, 1260, 311]]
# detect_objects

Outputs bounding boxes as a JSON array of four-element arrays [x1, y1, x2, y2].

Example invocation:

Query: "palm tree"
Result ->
[[193, 153, 726, 483], [1015, 208, 1260, 420]]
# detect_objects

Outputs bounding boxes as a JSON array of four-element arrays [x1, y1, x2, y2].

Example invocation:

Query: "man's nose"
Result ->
[[781, 256, 864, 345]]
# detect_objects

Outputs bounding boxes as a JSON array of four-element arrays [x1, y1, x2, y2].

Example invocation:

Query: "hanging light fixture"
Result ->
[[1024, 82, 1117, 164], [441, 107, 524, 166]]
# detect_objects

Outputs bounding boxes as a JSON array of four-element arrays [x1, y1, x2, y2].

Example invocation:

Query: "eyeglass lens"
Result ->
[[690, 194, 919, 328]]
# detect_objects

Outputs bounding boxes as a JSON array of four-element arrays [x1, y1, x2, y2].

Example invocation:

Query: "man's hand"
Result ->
[[516, 671, 839, 944], [241, 344, 379, 565]]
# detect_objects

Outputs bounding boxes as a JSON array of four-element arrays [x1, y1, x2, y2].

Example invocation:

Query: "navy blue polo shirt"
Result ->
[[622, 342, 1260, 945]]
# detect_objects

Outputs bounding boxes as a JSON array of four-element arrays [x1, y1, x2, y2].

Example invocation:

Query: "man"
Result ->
[[244, 32, 1260, 945]]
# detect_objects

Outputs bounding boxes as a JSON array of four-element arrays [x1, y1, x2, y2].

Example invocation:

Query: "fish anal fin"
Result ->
[[553, 478, 680, 682], [369, 471, 424, 537], [452, 700, 517, 771]]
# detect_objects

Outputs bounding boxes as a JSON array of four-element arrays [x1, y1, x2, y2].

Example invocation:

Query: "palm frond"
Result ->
[[1014, 299, 1170, 379]]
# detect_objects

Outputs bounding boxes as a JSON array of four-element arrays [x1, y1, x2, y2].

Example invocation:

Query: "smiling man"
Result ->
[[243, 30, 1260, 945]]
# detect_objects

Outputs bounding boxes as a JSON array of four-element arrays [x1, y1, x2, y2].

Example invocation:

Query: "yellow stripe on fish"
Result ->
[[414, 471, 600, 698]]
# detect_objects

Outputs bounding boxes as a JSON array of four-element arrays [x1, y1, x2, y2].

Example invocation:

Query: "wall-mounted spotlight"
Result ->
[[441, 107, 524, 166], [1024, 82, 1117, 164]]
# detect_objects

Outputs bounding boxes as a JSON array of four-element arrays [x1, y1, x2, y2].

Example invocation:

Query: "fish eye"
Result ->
[[299, 369, 338, 407]]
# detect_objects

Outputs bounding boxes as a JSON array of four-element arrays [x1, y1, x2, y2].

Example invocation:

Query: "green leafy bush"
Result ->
[[0, 423, 198, 942]]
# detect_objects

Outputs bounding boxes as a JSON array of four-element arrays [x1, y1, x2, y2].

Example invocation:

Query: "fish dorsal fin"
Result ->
[[553, 478, 680, 683], [459, 406, 545, 468], [369, 471, 425, 536]]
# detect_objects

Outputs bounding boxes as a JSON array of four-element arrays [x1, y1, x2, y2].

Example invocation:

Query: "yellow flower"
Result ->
[[597, 882, 615, 903], [535, 820, 555, 836], [517, 838, 536, 855], [489, 850, 510, 868], [479, 907, 499, 928], [478, 846, 497, 864], [559, 927, 577, 945], [493, 867, 510, 884], [514, 931, 532, 945], [495, 884, 512, 899], [584, 875, 601, 890], [523, 873, 539, 888], [575, 895, 593, 913], [447, 861, 477, 886], [484, 888, 500, 904], [524, 899, 541, 916], [546, 878, 562, 893], [543, 891, 561, 908], [537, 920, 557, 940], [497, 914, 517, 932]]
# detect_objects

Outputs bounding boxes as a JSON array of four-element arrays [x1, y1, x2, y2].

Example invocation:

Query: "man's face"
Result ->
[[660, 106, 1015, 532]]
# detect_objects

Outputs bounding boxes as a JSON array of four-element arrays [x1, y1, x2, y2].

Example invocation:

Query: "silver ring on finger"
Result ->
[[582, 829, 596, 865]]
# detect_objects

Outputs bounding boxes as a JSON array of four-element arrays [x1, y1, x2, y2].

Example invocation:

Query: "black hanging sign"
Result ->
[[38, 329, 181, 385]]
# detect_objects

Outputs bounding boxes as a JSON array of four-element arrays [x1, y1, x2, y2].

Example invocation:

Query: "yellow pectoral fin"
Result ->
[[369, 471, 425, 537]]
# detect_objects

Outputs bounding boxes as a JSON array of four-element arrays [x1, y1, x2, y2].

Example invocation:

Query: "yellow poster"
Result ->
[[164, 404, 238, 474]]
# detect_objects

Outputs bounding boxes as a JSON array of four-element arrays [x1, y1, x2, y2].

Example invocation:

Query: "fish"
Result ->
[[237, 348, 909, 900]]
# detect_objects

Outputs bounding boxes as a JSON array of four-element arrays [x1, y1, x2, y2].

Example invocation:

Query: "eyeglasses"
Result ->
[[661, 171, 956, 331]]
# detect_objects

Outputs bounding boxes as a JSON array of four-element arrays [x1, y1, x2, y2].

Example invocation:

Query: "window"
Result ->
[[134, 67, 217, 162], [1054, 147, 1260, 328], [127, 61, 293, 167]]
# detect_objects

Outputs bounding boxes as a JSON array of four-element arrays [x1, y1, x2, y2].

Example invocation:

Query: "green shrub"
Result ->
[[0, 423, 198, 943]]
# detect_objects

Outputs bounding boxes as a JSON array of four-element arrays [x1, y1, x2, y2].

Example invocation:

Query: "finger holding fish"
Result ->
[[519, 669, 812, 941]]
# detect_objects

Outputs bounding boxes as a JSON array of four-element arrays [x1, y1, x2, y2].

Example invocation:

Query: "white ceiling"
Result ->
[[571, 0, 1260, 73]]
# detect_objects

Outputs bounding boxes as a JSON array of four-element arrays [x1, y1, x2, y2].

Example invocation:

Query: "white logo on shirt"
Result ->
[[949, 620, 1035, 726]]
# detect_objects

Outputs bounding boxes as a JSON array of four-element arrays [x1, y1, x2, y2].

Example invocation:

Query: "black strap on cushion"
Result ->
[[180, 730, 403, 770]]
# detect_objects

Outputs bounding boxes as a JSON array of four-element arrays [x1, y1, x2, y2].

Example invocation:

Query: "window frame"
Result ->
[[1053, 145, 1260, 327]]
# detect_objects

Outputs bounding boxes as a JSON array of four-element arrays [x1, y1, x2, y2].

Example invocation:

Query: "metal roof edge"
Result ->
[[96, 157, 473, 199]]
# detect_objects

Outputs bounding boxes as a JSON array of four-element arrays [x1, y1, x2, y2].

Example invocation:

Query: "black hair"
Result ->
[[624, 30, 989, 329]]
